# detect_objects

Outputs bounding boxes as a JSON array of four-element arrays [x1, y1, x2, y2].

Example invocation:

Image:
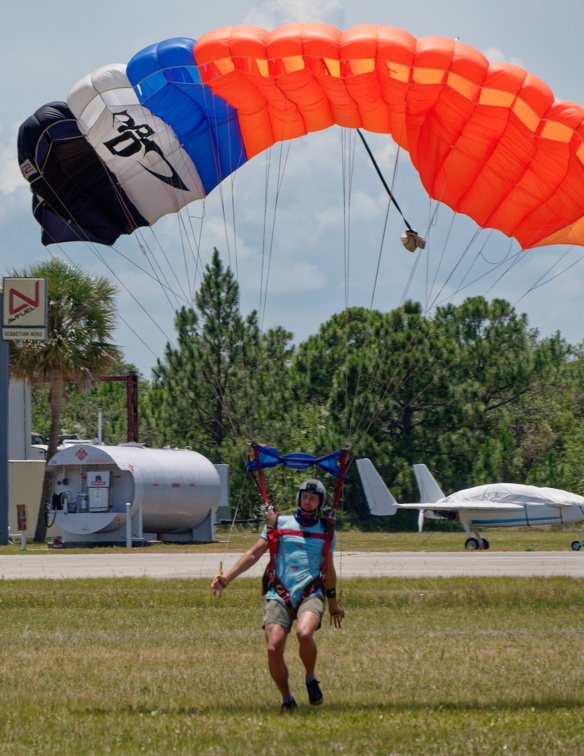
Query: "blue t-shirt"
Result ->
[[261, 514, 336, 608]]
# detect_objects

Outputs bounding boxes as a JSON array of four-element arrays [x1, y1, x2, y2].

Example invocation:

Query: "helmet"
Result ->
[[296, 479, 327, 508]]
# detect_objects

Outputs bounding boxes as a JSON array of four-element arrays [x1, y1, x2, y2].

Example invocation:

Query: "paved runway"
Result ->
[[0, 550, 583, 580]]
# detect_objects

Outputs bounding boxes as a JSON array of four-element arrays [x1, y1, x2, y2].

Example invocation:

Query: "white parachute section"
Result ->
[[67, 64, 206, 225]]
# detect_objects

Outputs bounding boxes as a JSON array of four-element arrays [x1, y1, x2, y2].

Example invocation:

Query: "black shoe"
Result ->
[[306, 679, 323, 706], [280, 698, 297, 713]]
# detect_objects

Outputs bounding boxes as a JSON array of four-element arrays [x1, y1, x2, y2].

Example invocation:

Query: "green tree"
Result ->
[[291, 303, 458, 506], [148, 249, 293, 454], [146, 249, 259, 460], [291, 297, 568, 525], [9, 258, 121, 542], [434, 298, 568, 487], [144, 250, 295, 517]]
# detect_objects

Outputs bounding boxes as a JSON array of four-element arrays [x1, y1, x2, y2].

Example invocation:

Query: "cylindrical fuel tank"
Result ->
[[48, 444, 221, 535]]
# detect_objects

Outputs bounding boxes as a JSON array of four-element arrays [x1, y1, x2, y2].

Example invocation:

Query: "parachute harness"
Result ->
[[246, 442, 348, 619]]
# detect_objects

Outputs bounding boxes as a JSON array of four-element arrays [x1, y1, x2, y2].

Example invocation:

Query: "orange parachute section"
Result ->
[[194, 23, 584, 250]]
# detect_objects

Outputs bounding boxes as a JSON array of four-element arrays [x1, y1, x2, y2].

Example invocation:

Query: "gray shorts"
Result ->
[[263, 594, 325, 630]]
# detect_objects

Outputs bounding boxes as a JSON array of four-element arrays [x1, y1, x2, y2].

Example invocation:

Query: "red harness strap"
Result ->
[[263, 515, 335, 619]]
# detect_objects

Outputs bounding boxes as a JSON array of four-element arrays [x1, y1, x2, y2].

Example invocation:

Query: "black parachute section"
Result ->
[[17, 102, 147, 246]]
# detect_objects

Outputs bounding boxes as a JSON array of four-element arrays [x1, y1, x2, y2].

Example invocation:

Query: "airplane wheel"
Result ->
[[481, 538, 490, 550], [571, 541, 582, 551], [465, 538, 480, 551]]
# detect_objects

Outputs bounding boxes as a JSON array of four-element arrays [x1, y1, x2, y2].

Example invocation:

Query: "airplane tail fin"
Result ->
[[413, 464, 445, 503], [356, 459, 398, 516]]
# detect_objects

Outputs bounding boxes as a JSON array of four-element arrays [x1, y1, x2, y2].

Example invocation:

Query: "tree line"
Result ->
[[13, 251, 584, 537]]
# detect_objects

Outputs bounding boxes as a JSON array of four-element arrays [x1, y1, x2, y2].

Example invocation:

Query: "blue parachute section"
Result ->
[[245, 444, 346, 478], [126, 37, 247, 195]]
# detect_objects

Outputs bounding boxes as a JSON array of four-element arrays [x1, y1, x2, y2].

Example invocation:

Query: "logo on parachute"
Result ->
[[104, 111, 190, 192], [20, 159, 38, 181]]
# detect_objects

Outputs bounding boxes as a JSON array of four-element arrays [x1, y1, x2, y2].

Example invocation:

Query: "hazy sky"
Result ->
[[3, 0, 584, 377]]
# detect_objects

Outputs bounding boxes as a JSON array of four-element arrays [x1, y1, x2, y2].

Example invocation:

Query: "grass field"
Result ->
[[0, 575, 583, 754], [1, 524, 582, 556]]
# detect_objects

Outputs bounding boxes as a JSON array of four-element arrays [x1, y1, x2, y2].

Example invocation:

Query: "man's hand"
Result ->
[[328, 601, 345, 628], [211, 574, 229, 597]]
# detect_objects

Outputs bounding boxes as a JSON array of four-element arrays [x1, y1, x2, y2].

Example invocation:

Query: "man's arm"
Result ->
[[211, 537, 269, 596], [324, 551, 345, 628]]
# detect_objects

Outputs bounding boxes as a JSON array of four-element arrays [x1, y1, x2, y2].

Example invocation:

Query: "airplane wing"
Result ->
[[394, 501, 525, 512], [357, 459, 526, 516]]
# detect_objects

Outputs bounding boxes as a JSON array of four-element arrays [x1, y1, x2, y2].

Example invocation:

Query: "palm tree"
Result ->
[[8, 257, 122, 542]]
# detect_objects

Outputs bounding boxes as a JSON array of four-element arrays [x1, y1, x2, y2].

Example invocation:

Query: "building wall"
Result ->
[[8, 460, 62, 538]]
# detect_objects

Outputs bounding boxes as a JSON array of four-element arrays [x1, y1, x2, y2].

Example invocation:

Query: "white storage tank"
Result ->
[[48, 444, 221, 544]]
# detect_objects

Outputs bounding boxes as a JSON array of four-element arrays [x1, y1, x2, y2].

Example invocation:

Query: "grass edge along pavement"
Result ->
[[0, 525, 580, 555], [0, 575, 582, 754]]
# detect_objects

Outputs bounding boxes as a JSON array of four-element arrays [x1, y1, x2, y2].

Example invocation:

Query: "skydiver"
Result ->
[[211, 479, 345, 712]]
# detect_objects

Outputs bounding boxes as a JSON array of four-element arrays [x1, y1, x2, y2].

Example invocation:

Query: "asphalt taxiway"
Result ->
[[1, 550, 583, 580]]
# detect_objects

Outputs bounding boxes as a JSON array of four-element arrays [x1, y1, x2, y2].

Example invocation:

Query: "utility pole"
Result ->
[[98, 372, 139, 442]]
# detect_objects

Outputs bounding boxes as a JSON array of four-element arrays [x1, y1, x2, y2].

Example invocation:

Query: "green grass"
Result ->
[[1, 524, 581, 555], [0, 577, 583, 754]]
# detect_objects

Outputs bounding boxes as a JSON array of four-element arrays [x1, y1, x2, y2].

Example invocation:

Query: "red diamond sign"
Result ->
[[75, 448, 88, 461]]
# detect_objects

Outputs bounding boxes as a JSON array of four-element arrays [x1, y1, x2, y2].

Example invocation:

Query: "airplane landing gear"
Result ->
[[464, 537, 490, 551], [463, 523, 490, 551], [571, 541, 583, 551]]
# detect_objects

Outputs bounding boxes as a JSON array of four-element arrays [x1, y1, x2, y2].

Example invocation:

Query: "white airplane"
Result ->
[[356, 458, 584, 551]]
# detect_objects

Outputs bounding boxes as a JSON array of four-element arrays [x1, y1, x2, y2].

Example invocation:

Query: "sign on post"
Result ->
[[2, 277, 48, 341], [1, 279, 49, 544]]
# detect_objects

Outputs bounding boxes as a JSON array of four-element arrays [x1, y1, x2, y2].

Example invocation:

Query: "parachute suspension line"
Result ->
[[259, 149, 272, 327], [343, 127, 482, 450], [352, 228, 532, 448], [198, 82, 238, 278], [134, 226, 192, 311], [339, 130, 393, 449], [446, 234, 515, 302], [171, 205, 205, 305], [229, 174, 241, 282], [341, 129, 380, 443], [198, 139, 258, 443], [50, 243, 173, 359], [338, 131, 420, 446], [476, 231, 512, 265], [423, 210, 460, 310], [514, 247, 584, 305], [88, 243, 177, 345], [339, 161, 444, 454], [355, 232, 490, 445], [181, 203, 215, 306], [335, 128, 400, 446], [258, 141, 291, 331], [340, 128, 357, 311], [218, 466, 257, 578], [340, 128, 356, 444]]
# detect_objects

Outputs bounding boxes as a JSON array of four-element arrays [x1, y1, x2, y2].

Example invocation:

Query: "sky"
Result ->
[[2, 0, 584, 379]]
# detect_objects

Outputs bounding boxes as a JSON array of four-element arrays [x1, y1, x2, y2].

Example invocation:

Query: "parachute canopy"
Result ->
[[18, 23, 584, 249]]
